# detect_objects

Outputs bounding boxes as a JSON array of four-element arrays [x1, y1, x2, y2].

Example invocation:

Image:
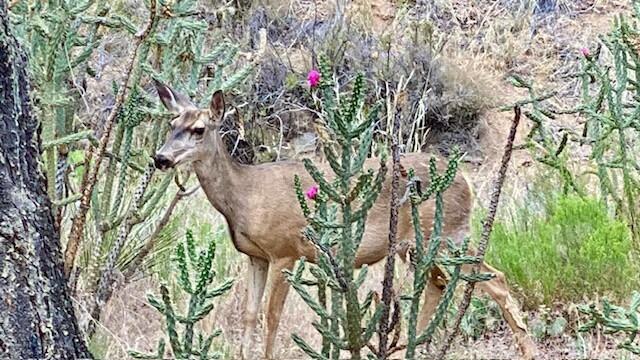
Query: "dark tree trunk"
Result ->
[[0, 2, 92, 359]]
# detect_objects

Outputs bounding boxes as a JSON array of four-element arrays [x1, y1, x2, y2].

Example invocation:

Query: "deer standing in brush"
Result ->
[[152, 80, 537, 359]]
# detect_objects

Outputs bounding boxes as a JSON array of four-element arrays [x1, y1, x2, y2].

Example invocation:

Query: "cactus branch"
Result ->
[[64, 0, 158, 277], [124, 184, 200, 282], [129, 229, 232, 359]]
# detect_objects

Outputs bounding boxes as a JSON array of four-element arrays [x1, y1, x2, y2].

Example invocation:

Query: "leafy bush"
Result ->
[[246, 6, 491, 157], [486, 193, 637, 308]]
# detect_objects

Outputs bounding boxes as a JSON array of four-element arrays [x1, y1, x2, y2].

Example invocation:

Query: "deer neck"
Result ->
[[193, 133, 247, 223]]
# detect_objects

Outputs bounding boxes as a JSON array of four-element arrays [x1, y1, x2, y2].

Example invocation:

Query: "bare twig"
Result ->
[[63, 0, 158, 277], [377, 90, 403, 358], [434, 106, 522, 359], [123, 184, 200, 282], [86, 163, 156, 338], [388, 296, 402, 351]]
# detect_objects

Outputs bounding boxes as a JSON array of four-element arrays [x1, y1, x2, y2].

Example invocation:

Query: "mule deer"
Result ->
[[152, 80, 537, 359]]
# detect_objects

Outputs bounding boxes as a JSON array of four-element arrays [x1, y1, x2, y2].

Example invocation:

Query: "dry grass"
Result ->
[[88, 189, 414, 359], [91, 193, 631, 360]]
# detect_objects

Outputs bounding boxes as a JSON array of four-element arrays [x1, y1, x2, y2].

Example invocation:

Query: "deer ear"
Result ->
[[154, 79, 194, 113], [209, 90, 225, 123]]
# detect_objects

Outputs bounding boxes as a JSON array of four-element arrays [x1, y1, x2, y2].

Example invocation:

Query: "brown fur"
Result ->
[[153, 82, 537, 359]]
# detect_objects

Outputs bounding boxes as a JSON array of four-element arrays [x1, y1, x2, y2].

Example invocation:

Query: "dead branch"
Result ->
[[377, 90, 403, 358], [86, 163, 156, 338], [63, 0, 158, 277], [123, 184, 200, 282], [434, 106, 522, 359]]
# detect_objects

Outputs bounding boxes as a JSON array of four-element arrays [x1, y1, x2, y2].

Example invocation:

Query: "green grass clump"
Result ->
[[486, 194, 637, 308]]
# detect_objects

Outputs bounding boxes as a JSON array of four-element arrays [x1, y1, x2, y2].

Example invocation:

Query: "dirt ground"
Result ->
[[101, 247, 629, 359]]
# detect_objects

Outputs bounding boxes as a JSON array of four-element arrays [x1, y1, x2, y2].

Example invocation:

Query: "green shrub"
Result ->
[[486, 193, 637, 308]]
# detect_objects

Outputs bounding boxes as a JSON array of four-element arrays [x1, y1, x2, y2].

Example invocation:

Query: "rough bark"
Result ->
[[0, 2, 92, 358]]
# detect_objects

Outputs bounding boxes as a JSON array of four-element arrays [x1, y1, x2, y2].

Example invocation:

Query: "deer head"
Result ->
[[153, 80, 226, 170]]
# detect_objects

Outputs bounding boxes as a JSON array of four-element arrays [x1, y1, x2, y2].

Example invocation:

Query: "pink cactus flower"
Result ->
[[307, 69, 321, 88], [305, 185, 319, 200], [580, 47, 590, 58]]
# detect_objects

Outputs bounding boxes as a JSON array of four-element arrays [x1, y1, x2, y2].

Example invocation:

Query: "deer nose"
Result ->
[[153, 154, 172, 170]]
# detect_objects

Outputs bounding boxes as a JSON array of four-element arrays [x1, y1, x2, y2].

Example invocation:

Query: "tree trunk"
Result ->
[[0, 2, 92, 358]]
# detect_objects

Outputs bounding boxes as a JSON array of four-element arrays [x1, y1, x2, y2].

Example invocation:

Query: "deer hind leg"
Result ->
[[240, 256, 269, 360], [417, 266, 447, 331], [263, 258, 295, 360], [476, 262, 537, 360]]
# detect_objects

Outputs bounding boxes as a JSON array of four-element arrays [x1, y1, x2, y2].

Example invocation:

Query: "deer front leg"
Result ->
[[240, 256, 269, 360], [263, 258, 295, 360], [390, 267, 445, 360], [476, 262, 537, 360]]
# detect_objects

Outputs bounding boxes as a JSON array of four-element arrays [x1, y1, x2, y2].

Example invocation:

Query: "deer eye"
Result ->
[[193, 127, 205, 135]]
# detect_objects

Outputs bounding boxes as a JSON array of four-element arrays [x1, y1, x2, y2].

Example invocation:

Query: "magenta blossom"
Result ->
[[307, 69, 321, 88], [305, 185, 319, 200], [580, 47, 590, 58]]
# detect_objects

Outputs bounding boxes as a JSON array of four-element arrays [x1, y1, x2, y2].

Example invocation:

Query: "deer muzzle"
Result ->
[[153, 153, 174, 170]]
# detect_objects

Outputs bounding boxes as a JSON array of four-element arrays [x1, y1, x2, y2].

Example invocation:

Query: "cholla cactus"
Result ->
[[12, 0, 257, 337], [286, 57, 490, 359], [576, 10, 640, 240], [500, 75, 583, 197], [81, 0, 257, 334], [403, 159, 492, 358], [287, 57, 387, 359], [504, 2, 640, 240], [128, 229, 234, 360], [578, 292, 640, 355], [11, 0, 109, 213]]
